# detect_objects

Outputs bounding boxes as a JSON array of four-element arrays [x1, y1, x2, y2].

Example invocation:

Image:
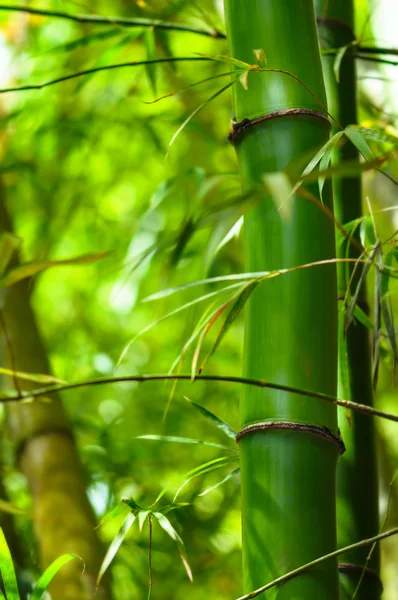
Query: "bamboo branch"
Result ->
[[0, 4, 224, 38], [0, 373, 397, 423], [0, 57, 212, 94], [359, 46, 398, 56], [235, 527, 398, 600]]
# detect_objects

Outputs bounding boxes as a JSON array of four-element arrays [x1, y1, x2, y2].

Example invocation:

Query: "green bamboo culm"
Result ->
[[223, 1, 340, 598], [315, 1, 381, 598]]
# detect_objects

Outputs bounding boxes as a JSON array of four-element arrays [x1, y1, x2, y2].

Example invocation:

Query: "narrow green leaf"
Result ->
[[116, 282, 243, 370], [31, 555, 82, 600], [0, 252, 108, 287], [198, 53, 250, 70], [0, 367, 65, 385], [333, 44, 351, 83], [191, 298, 232, 379], [200, 280, 259, 373], [0, 499, 25, 516], [96, 512, 137, 587], [318, 131, 344, 202], [173, 456, 239, 502], [199, 467, 240, 497], [0, 527, 19, 600], [144, 29, 157, 94], [345, 243, 380, 332], [152, 512, 183, 544], [0, 233, 21, 277], [345, 126, 374, 161], [185, 397, 237, 439], [253, 49, 267, 67], [152, 513, 193, 581], [353, 305, 374, 330], [263, 172, 293, 219], [291, 131, 344, 195], [135, 435, 236, 451], [357, 126, 398, 145], [138, 510, 150, 532], [49, 29, 122, 54], [167, 81, 236, 157], [95, 502, 126, 530]]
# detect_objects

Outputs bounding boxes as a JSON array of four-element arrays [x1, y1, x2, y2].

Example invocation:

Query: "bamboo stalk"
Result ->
[[0, 192, 110, 600], [315, 2, 381, 598], [223, 1, 339, 597]]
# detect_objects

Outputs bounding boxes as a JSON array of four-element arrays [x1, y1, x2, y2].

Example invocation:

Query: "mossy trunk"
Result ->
[[0, 191, 110, 600]]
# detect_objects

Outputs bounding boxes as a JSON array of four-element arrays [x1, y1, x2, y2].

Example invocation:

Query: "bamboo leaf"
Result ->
[[199, 280, 259, 373], [198, 53, 250, 70], [345, 243, 380, 332], [199, 467, 240, 497], [0, 233, 21, 277], [253, 49, 267, 68], [345, 126, 374, 161], [353, 305, 374, 330], [116, 282, 243, 370], [166, 81, 236, 157], [96, 512, 137, 587], [334, 44, 351, 83], [318, 132, 344, 201], [31, 555, 83, 600], [152, 513, 193, 581], [191, 298, 232, 379], [173, 456, 238, 502], [263, 172, 293, 219], [152, 512, 183, 544], [95, 502, 127, 530], [291, 131, 344, 195], [0, 527, 19, 600], [0, 252, 108, 287], [0, 367, 65, 385], [185, 397, 237, 439], [49, 29, 123, 54], [138, 510, 150, 532], [144, 29, 157, 94], [0, 499, 25, 516], [135, 435, 236, 451]]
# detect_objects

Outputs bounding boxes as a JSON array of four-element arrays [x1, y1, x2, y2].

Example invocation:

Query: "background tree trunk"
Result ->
[[0, 190, 111, 600], [315, 2, 381, 598]]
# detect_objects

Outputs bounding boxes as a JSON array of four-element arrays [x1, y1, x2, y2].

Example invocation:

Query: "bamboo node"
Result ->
[[228, 108, 330, 144], [338, 563, 383, 591], [236, 420, 346, 454]]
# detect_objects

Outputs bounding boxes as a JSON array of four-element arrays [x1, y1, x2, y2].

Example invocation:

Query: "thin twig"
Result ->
[[359, 46, 398, 56], [148, 515, 153, 600], [0, 373, 397, 423], [0, 57, 212, 94], [357, 54, 398, 67], [0, 308, 21, 395], [0, 4, 224, 38], [235, 528, 398, 600]]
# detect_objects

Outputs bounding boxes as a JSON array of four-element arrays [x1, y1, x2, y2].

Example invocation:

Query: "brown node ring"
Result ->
[[236, 420, 346, 455], [229, 108, 330, 144], [339, 563, 383, 591]]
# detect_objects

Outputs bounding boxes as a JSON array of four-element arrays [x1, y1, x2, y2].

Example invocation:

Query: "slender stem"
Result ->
[[0, 4, 224, 38], [1, 373, 397, 422], [359, 46, 398, 56], [357, 54, 398, 67], [235, 528, 398, 600], [0, 57, 212, 94], [148, 515, 153, 600]]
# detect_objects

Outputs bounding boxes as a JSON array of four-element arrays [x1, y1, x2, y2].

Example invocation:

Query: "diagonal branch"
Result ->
[[235, 527, 398, 600], [0, 4, 224, 37], [0, 373, 397, 423], [0, 57, 212, 94]]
